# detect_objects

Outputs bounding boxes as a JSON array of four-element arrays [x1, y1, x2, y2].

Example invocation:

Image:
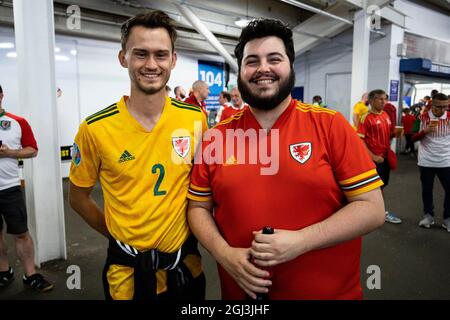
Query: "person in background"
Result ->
[[383, 99, 397, 128], [184, 80, 210, 117], [358, 89, 402, 224], [0, 85, 54, 292], [413, 93, 450, 232], [165, 85, 171, 96], [187, 18, 385, 300], [219, 87, 248, 122], [352, 92, 369, 129], [423, 90, 439, 114], [312, 95, 326, 108], [215, 91, 232, 124], [401, 107, 417, 157], [174, 86, 187, 101]]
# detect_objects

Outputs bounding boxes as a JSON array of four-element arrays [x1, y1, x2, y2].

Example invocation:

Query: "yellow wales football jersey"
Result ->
[[69, 96, 207, 252]]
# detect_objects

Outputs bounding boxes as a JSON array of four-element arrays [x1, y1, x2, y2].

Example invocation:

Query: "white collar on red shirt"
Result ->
[[230, 103, 247, 111], [428, 109, 448, 120]]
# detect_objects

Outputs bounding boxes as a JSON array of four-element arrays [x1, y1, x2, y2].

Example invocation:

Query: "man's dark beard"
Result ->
[[238, 69, 295, 111]]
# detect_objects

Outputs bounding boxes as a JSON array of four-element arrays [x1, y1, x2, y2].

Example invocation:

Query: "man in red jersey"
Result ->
[[187, 19, 385, 300], [358, 89, 402, 224], [184, 80, 209, 116], [219, 87, 248, 122], [215, 90, 232, 124], [383, 101, 397, 129], [401, 107, 417, 157]]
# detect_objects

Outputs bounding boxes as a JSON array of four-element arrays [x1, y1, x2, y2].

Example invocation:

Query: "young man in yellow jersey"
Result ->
[[68, 11, 207, 300], [352, 92, 369, 129]]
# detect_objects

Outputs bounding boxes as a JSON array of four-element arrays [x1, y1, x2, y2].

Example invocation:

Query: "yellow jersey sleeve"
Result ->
[[69, 121, 100, 188], [353, 102, 368, 116]]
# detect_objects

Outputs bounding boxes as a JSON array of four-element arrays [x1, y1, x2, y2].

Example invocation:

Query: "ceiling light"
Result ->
[[70, 49, 77, 56], [55, 54, 69, 61], [6, 51, 17, 58], [0, 42, 14, 49], [234, 17, 252, 28], [54, 47, 61, 53]]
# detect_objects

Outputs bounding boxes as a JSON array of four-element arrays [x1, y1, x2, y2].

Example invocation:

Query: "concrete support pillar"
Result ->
[[350, 7, 371, 119], [388, 24, 405, 152], [13, 0, 66, 266], [388, 24, 405, 124]]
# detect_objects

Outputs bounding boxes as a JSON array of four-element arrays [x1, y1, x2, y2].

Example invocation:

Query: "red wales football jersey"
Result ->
[[188, 99, 383, 300], [357, 111, 393, 157], [219, 104, 249, 122]]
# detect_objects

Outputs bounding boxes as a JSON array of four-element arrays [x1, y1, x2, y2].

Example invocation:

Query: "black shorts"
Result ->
[[0, 186, 29, 235], [375, 159, 390, 189]]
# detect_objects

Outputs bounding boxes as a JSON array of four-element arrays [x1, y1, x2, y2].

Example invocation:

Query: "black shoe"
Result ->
[[23, 273, 54, 292], [0, 267, 14, 289]]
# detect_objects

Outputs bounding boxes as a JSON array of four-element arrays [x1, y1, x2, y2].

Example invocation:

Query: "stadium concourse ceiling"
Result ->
[[0, 0, 404, 57]]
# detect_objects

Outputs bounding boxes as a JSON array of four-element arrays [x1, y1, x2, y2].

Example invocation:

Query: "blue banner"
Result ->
[[198, 60, 224, 110], [389, 80, 399, 102]]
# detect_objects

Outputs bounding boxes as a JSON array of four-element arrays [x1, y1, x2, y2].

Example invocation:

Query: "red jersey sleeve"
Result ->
[[17, 117, 38, 150], [329, 112, 383, 198], [188, 134, 213, 202]]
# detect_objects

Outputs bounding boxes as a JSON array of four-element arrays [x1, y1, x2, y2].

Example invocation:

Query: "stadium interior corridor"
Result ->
[[0, 154, 449, 300]]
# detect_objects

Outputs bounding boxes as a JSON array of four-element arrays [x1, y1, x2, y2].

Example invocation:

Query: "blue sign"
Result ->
[[198, 60, 224, 110], [389, 80, 399, 102], [400, 58, 450, 79]]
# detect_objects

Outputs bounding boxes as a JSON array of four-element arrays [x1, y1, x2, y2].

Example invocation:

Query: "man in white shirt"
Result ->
[[413, 93, 450, 232], [0, 85, 54, 291]]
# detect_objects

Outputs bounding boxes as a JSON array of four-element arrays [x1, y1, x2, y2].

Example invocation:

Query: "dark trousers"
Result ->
[[419, 166, 450, 219], [375, 159, 390, 189], [404, 134, 415, 154]]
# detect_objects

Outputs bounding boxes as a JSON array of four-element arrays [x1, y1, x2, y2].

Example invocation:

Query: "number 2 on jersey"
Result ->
[[152, 164, 167, 196]]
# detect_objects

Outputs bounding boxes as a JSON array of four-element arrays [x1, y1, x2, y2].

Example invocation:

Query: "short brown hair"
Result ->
[[432, 92, 448, 101], [220, 91, 231, 102], [368, 89, 387, 100], [120, 10, 177, 52]]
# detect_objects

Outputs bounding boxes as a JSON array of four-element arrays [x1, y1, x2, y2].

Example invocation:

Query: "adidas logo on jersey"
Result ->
[[118, 150, 135, 163], [224, 155, 237, 166]]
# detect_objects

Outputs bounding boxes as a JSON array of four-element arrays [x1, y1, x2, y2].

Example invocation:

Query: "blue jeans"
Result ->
[[419, 166, 450, 219]]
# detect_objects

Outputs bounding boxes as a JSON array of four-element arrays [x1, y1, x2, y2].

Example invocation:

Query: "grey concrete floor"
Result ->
[[0, 154, 448, 300]]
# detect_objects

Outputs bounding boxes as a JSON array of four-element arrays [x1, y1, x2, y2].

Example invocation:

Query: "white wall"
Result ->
[[294, 25, 392, 121], [395, 0, 450, 43], [0, 29, 20, 116], [294, 0, 450, 123], [1, 27, 226, 177]]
